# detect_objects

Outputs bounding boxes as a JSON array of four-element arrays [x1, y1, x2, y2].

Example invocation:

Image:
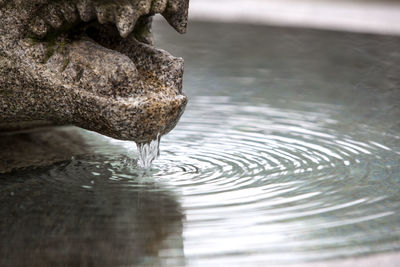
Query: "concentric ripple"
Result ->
[[77, 95, 400, 265], [1, 95, 399, 266], [2, 19, 400, 266]]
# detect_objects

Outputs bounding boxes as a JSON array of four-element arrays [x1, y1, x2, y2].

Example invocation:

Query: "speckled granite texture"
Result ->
[[0, 0, 189, 143]]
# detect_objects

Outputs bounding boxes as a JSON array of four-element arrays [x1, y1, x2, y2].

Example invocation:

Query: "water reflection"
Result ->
[[0, 153, 184, 267], [1, 20, 400, 267], [0, 128, 87, 173]]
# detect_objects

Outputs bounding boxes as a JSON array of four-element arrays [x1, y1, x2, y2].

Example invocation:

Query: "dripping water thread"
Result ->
[[136, 134, 161, 169]]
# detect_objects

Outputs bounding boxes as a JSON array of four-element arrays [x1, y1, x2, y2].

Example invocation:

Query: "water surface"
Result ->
[[1, 21, 400, 266]]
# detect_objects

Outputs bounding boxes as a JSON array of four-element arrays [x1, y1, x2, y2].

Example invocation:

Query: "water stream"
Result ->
[[136, 135, 161, 169], [1, 21, 400, 266]]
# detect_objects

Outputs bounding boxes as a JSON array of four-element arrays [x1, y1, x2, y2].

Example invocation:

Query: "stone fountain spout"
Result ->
[[0, 0, 189, 143]]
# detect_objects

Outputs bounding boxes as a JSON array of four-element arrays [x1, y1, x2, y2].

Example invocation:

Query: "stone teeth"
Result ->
[[28, 0, 185, 41], [60, 2, 78, 24], [94, 5, 115, 24], [151, 0, 168, 14], [114, 1, 151, 39], [46, 5, 64, 29], [115, 4, 138, 38], [76, 0, 96, 22], [136, 0, 152, 15], [162, 0, 189, 34], [30, 17, 49, 38]]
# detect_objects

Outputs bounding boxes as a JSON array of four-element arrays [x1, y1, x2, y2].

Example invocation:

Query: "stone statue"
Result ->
[[0, 0, 189, 144]]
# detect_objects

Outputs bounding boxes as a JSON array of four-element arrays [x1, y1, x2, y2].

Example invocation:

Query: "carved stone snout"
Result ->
[[0, 0, 189, 143]]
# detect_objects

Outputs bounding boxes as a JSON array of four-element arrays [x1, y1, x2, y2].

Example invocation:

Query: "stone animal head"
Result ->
[[0, 0, 189, 143]]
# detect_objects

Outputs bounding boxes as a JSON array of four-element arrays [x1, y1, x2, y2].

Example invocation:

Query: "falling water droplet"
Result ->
[[136, 134, 161, 169]]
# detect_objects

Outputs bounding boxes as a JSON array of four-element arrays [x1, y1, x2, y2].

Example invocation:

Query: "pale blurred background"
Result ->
[[188, 0, 400, 35]]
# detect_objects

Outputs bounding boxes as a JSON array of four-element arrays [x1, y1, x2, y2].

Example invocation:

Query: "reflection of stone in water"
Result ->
[[0, 162, 185, 267], [0, 129, 185, 267], [0, 127, 87, 173]]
